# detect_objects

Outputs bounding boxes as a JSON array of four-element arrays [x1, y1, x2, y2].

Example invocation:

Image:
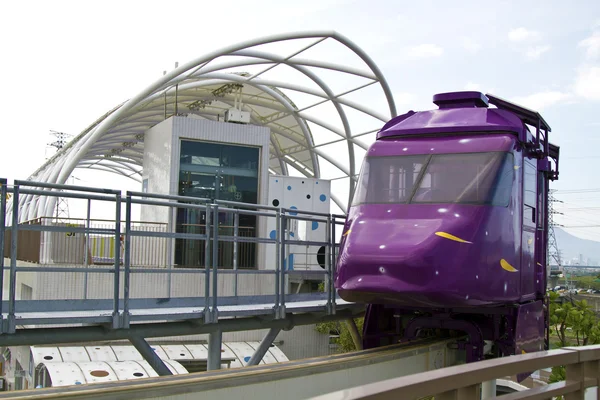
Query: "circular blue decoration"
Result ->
[[316, 181, 319, 184], [275, 179, 279, 182], [289, 231, 295, 237], [319, 194, 327, 202], [287, 185, 292, 191], [269, 230, 277, 239], [244, 356, 251, 362], [312, 221, 319, 230], [289, 206, 298, 216]]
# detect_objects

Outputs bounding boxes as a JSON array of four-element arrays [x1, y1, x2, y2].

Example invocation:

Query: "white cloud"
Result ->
[[508, 27, 540, 42], [513, 91, 572, 110], [526, 45, 551, 60], [461, 37, 481, 53], [578, 32, 600, 60], [575, 66, 600, 100], [404, 44, 443, 60]]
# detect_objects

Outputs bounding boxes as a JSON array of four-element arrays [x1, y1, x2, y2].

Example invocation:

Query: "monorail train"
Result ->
[[335, 91, 560, 368]]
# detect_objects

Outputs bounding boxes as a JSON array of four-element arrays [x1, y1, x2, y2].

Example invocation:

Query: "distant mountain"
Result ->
[[554, 227, 600, 265]]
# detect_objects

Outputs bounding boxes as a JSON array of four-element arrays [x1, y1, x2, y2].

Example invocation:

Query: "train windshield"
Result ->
[[352, 152, 514, 206]]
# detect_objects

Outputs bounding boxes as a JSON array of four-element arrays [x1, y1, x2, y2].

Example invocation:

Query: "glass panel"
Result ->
[[352, 152, 513, 206], [176, 140, 260, 269], [352, 155, 428, 205], [413, 152, 511, 205], [523, 160, 537, 228]]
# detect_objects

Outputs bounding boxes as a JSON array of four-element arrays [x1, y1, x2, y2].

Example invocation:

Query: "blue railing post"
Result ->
[[325, 215, 333, 314], [330, 215, 337, 314], [211, 204, 219, 322], [204, 204, 211, 322], [112, 193, 122, 329], [279, 213, 287, 319], [0, 179, 7, 333], [122, 193, 132, 328], [233, 210, 239, 297], [8, 184, 19, 333], [274, 208, 281, 317]]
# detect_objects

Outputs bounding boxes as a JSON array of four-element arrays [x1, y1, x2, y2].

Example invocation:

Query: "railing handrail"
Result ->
[[309, 345, 600, 399], [0, 178, 342, 333]]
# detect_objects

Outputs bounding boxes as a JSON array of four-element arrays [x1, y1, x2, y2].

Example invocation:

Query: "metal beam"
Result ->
[[247, 328, 281, 366], [207, 330, 223, 371], [129, 336, 173, 376], [345, 318, 363, 351], [0, 309, 359, 347]]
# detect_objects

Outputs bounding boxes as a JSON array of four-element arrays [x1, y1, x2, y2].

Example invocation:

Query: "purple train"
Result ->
[[335, 92, 560, 368]]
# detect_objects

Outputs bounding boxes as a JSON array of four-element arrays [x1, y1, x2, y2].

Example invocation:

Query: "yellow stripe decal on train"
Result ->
[[434, 232, 472, 244], [501, 259, 518, 272]]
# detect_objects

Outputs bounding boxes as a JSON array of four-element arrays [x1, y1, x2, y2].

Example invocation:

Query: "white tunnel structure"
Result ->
[[10, 31, 397, 221]]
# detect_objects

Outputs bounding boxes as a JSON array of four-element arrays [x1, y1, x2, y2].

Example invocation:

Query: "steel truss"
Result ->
[[11, 31, 397, 221]]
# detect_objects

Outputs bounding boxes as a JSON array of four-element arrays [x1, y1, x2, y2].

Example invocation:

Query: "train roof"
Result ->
[[377, 91, 550, 139]]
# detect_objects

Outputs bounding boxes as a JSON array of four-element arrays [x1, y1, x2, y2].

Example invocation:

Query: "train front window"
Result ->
[[352, 155, 429, 205], [352, 152, 513, 206]]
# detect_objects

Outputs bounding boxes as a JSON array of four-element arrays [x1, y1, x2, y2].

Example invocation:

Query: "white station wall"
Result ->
[[266, 176, 331, 271], [141, 116, 270, 223]]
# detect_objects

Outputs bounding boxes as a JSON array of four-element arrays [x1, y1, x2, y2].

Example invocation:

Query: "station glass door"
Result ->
[[175, 140, 259, 269]]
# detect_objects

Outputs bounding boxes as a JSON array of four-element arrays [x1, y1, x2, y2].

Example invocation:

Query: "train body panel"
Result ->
[[334, 91, 559, 369]]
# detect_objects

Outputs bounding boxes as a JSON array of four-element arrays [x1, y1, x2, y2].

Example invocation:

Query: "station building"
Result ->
[[1, 32, 396, 391]]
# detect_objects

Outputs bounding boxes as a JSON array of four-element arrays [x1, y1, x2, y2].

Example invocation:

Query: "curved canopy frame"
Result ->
[[13, 31, 396, 221]]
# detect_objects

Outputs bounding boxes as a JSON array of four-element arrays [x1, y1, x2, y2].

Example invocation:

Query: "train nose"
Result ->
[[335, 215, 474, 305]]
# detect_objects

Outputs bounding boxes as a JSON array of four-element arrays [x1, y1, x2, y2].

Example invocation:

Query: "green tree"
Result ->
[[315, 283, 364, 353], [549, 291, 600, 347], [548, 290, 600, 398]]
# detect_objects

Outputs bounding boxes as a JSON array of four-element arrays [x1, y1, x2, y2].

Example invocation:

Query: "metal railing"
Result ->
[[0, 179, 347, 333], [310, 345, 600, 399]]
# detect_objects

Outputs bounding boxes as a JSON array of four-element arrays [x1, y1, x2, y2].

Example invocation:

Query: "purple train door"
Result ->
[[521, 157, 537, 299]]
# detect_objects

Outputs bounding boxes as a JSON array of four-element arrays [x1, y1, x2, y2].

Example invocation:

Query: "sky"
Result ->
[[1, 0, 600, 240]]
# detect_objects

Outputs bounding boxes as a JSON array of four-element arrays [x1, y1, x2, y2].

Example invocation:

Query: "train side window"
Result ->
[[537, 171, 545, 230], [523, 160, 537, 228]]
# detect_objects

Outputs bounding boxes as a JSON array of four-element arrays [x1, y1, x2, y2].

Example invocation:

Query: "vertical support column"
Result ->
[[481, 380, 496, 399], [279, 213, 287, 319], [122, 193, 132, 329], [211, 204, 219, 322], [437, 385, 480, 400], [203, 204, 211, 322], [565, 360, 585, 400], [7, 184, 19, 333], [129, 336, 172, 376], [247, 328, 281, 366], [0, 179, 7, 333], [233, 211, 239, 297], [112, 193, 122, 329], [83, 198, 91, 300], [207, 330, 222, 371]]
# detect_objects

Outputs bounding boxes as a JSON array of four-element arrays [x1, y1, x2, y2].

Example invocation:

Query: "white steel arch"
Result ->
[[14, 31, 397, 221]]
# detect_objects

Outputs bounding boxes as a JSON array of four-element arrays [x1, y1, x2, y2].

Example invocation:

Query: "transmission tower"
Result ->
[[47, 130, 73, 222], [548, 189, 565, 285]]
